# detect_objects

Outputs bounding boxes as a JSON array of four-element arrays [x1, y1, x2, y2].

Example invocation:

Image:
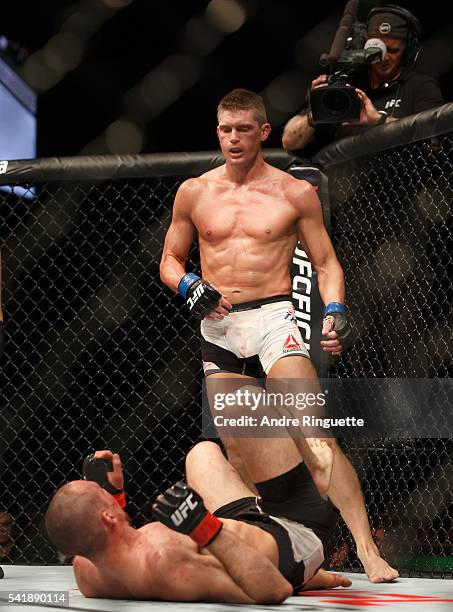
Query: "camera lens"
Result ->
[[321, 89, 352, 115]]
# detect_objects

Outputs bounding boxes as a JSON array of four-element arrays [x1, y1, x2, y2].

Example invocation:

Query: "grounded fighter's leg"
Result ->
[[185, 441, 255, 512]]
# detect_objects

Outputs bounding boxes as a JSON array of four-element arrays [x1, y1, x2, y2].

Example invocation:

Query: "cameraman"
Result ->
[[282, 5, 444, 155]]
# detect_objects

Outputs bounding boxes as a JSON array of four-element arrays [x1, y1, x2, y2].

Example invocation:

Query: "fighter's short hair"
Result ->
[[217, 88, 268, 125]]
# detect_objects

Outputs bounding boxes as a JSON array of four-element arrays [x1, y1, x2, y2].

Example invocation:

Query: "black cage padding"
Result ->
[[0, 149, 298, 183], [314, 102, 453, 167]]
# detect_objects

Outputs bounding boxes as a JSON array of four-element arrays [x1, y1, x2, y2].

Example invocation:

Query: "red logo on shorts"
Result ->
[[283, 334, 300, 350]]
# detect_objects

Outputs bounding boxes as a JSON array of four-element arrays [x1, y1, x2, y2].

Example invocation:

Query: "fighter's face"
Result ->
[[217, 109, 270, 165], [371, 36, 405, 82]]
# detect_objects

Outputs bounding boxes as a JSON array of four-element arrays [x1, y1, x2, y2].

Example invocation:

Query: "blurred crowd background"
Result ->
[[1, 0, 453, 158]]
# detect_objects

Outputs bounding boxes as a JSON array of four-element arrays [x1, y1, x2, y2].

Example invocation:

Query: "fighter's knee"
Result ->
[[185, 441, 222, 470]]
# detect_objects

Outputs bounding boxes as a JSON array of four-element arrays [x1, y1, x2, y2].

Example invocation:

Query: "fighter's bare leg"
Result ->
[[186, 441, 350, 592], [267, 356, 399, 583], [306, 438, 333, 496], [205, 372, 260, 492], [205, 362, 397, 581], [265, 356, 333, 495], [206, 371, 329, 490], [327, 448, 399, 582], [208, 386, 304, 497], [185, 441, 255, 512]]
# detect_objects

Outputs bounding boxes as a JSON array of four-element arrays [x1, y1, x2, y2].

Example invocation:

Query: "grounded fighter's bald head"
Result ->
[[45, 480, 112, 557]]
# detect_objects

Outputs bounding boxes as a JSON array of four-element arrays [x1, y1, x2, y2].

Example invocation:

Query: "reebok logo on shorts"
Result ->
[[283, 334, 301, 353]]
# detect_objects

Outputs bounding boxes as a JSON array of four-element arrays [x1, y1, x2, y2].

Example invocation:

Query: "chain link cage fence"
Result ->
[[0, 171, 203, 564], [0, 105, 452, 577], [316, 105, 453, 577]]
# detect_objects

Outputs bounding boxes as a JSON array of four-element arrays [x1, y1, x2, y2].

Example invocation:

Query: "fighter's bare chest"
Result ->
[[191, 190, 297, 241]]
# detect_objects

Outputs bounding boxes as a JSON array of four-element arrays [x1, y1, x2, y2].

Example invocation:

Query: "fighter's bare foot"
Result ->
[[306, 438, 333, 496], [301, 568, 352, 591], [359, 550, 399, 583]]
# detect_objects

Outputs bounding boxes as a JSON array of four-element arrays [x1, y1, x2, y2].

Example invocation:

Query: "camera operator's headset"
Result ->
[[367, 4, 423, 68]]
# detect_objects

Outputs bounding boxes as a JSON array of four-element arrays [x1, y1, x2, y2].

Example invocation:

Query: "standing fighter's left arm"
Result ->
[[290, 180, 344, 305], [288, 180, 354, 355]]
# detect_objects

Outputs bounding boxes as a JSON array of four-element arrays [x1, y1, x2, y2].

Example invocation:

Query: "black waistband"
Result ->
[[213, 497, 260, 518], [230, 294, 292, 313]]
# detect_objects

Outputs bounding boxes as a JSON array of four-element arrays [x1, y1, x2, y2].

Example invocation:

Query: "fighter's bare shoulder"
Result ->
[[176, 166, 223, 200], [176, 176, 202, 199], [265, 163, 314, 191], [282, 172, 317, 197], [197, 164, 227, 186], [281, 173, 321, 214]]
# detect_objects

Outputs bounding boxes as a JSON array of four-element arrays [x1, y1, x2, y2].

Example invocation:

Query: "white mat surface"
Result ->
[[0, 566, 452, 612]]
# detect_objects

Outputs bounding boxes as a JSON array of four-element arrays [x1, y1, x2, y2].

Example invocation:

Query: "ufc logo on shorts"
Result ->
[[188, 284, 205, 309], [171, 493, 198, 526]]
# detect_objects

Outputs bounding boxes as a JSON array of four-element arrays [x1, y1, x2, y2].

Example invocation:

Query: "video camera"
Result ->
[[308, 0, 386, 126]]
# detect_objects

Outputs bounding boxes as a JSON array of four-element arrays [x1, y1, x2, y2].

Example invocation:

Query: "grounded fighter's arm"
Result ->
[[74, 450, 136, 598], [205, 524, 292, 603], [160, 180, 197, 293], [83, 450, 126, 508], [154, 529, 291, 604], [73, 556, 133, 599], [153, 482, 292, 604], [291, 181, 345, 306]]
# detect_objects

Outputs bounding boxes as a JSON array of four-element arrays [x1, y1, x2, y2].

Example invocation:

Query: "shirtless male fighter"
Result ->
[[45, 444, 350, 603], [159, 88, 398, 582]]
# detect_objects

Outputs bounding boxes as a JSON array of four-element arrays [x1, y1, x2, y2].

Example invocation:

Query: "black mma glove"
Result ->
[[82, 454, 126, 508], [153, 481, 222, 547], [323, 302, 356, 352], [178, 273, 221, 319]]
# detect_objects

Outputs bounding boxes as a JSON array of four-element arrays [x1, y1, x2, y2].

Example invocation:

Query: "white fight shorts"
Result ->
[[200, 294, 309, 376]]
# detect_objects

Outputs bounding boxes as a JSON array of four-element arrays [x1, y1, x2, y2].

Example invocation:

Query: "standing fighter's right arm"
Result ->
[[160, 180, 197, 293], [160, 180, 231, 319]]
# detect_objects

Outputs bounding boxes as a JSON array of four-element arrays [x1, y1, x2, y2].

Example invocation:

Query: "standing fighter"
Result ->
[[160, 88, 398, 582]]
